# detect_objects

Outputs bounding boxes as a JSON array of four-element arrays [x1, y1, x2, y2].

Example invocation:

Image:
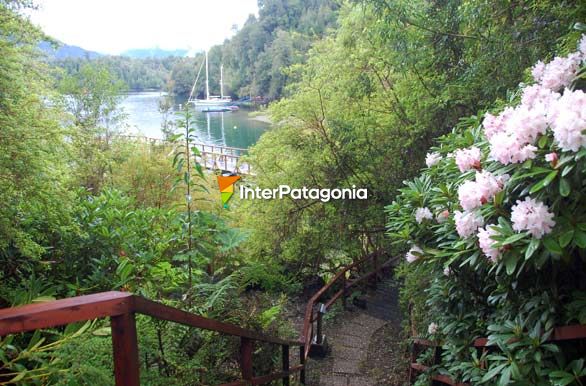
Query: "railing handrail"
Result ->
[[300, 249, 398, 358], [0, 292, 299, 346], [0, 291, 303, 386], [0, 250, 399, 384], [116, 135, 249, 153]]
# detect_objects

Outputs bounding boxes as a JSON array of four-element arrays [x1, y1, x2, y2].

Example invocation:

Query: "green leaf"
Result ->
[[481, 363, 507, 382], [498, 232, 527, 246], [543, 236, 562, 254], [559, 229, 574, 248], [561, 164, 574, 177], [559, 178, 570, 197], [538, 135, 548, 149], [504, 254, 518, 275], [9, 371, 26, 383], [32, 296, 56, 303], [92, 327, 112, 336], [525, 238, 540, 260], [530, 170, 558, 194], [574, 230, 586, 248]]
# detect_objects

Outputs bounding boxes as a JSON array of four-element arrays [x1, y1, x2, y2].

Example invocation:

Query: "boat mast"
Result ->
[[205, 50, 210, 100], [220, 64, 224, 99]]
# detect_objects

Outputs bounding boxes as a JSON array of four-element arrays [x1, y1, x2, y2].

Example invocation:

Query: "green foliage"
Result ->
[[0, 0, 75, 288], [386, 40, 586, 384], [239, 0, 581, 276]]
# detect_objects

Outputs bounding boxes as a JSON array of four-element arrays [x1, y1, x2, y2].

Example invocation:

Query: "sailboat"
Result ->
[[189, 50, 232, 109]]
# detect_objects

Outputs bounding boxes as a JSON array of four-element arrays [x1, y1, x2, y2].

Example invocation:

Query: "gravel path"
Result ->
[[306, 277, 406, 386]]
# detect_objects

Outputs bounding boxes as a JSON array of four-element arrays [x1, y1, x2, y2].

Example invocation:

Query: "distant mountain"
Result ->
[[121, 48, 189, 58], [39, 41, 102, 59]]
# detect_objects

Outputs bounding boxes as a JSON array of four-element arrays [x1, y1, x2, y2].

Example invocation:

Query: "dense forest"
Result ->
[[2, 0, 586, 385]]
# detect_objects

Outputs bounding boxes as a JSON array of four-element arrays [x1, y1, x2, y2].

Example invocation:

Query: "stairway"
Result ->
[[309, 277, 402, 386]]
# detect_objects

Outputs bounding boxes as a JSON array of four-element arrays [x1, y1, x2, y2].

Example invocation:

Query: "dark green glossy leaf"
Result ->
[[530, 170, 558, 194]]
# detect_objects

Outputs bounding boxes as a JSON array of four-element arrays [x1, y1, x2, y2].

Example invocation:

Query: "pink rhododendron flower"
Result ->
[[538, 53, 581, 91], [455, 146, 481, 172], [531, 61, 546, 82], [511, 197, 555, 239], [521, 85, 559, 110], [405, 245, 423, 263], [454, 210, 484, 238], [545, 152, 558, 165], [425, 152, 442, 167], [415, 207, 433, 224], [548, 89, 586, 152], [458, 180, 484, 211], [506, 106, 548, 144], [458, 171, 503, 211], [436, 210, 450, 223], [478, 225, 501, 263], [483, 107, 514, 140], [489, 131, 537, 165], [443, 266, 452, 276], [428, 322, 439, 335]]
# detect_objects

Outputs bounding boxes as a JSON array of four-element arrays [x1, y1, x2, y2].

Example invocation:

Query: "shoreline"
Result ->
[[251, 114, 272, 124]]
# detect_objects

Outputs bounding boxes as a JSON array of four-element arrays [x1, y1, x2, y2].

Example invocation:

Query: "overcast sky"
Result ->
[[26, 0, 259, 55]]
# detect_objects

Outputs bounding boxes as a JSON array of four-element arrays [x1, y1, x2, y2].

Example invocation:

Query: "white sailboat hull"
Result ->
[[191, 98, 232, 106]]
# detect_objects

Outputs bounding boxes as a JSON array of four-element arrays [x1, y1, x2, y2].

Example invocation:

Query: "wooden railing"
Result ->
[[408, 325, 586, 385], [0, 292, 303, 386], [0, 249, 398, 385], [116, 135, 251, 174], [300, 250, 399, 359]]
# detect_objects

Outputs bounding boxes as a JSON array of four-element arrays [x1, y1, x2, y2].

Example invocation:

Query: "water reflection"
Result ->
[[120, 91, 268, 149]]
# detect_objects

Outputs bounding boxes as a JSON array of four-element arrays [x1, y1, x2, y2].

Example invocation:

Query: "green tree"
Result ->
[[57, 63, 126, 192], [0, 0, 74, 275]]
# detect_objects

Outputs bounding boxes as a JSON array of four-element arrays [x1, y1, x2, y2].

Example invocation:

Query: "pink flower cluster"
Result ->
[[415, 207, 433, 224], [426, 152, 442, 167], [511, 197, 555, 239], [531, 53, 581, 91], [455, 147, 481, 172], [482, 37, 586, 161], [477, 225, 501, 263], [405, 245, 423, 263], [483, 104, 547, 165], [457, 171, 505, 211], [454, 210, 484, 238], [548, 89, 586, 152]]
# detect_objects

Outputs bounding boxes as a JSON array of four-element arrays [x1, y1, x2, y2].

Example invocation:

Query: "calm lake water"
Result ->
[[120, 91, 269, 149]]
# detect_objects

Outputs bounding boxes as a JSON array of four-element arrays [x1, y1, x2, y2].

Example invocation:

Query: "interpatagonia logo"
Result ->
[[217, 175, 241, 208]]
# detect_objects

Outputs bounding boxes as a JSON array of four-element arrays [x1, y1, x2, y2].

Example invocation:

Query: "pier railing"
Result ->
[[116, 135, 251, 174]]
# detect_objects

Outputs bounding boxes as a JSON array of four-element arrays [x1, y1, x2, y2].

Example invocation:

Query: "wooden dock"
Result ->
[[117, 135, 251, 175]]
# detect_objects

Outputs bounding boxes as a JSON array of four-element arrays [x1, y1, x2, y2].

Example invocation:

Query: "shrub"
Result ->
[[386, 34, 586, 384]]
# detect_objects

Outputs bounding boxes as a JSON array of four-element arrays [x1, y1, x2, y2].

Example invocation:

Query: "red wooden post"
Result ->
[[299, 345, 306, 384], [282, 344, 290, 386], [111, 312, 140, 386], [240, 337, 253, 381]]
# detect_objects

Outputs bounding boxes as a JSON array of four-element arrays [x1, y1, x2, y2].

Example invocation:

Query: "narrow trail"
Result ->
[[307, 277, 404, 386]]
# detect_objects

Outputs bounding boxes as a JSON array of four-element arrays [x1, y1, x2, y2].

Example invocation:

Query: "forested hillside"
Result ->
[[51, 0, 339, 99]]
